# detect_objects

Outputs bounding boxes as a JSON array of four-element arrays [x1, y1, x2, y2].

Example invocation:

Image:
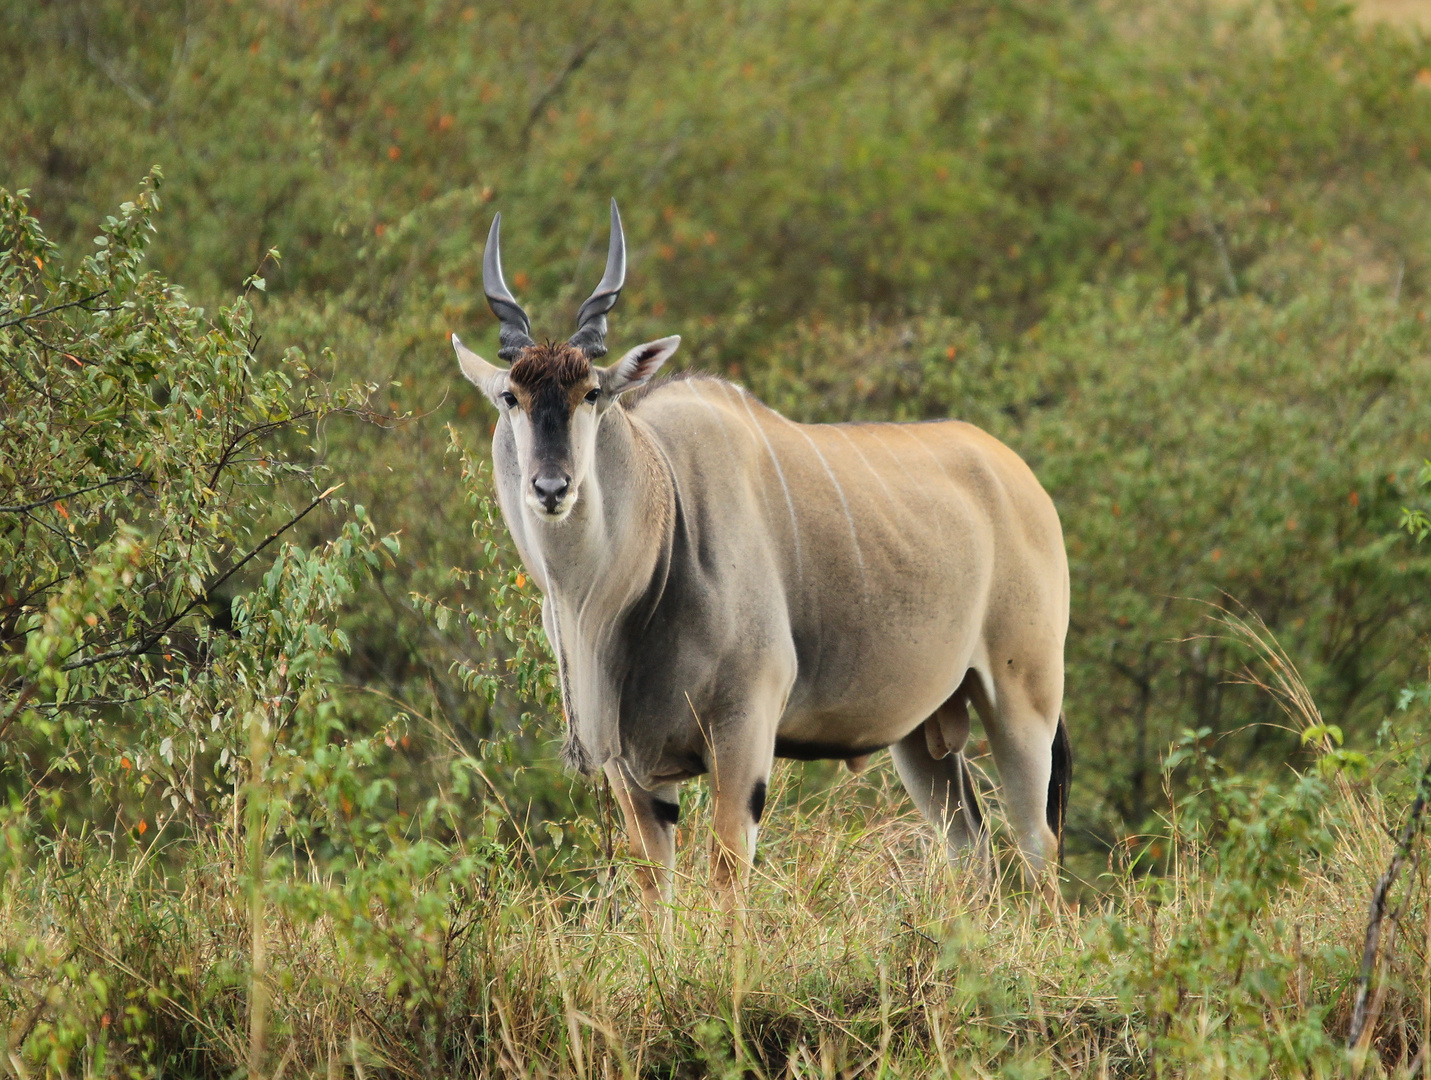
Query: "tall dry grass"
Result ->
[[4, 620, 1429, 1078]]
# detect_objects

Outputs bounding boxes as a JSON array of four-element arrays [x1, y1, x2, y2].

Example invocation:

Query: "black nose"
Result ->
[[533, 475, 570, 512]]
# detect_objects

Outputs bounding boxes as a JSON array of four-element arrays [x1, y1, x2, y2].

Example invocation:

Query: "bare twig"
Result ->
[[0, 290, 109, 330], [521, 39, 599, 141], [0, 472, 146, 513], [900, 918, 939, 947], [0, 682, 37, 744], [59, 485, 341, 672], [1347, 754, 1431, 1056]]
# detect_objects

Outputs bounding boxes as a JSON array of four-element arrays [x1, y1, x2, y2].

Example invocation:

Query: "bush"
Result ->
[[0, 180, 400, 1073]]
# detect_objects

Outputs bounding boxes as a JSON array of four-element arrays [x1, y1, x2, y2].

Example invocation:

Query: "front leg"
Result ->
[[707, 726, 776, 912], [605, 760, 680, 926]]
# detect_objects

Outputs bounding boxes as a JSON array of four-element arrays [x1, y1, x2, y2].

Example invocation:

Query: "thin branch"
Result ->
[[84, 43, 155, 111], [60, 485, 341, 672], [1347, 753, 1431, 1054], [206, 413, 315, 489], [900, 918, 939, 947], [0, 291, 109, 330], [0, 683, 37, 744], [0, 472, 146, 514], [522, 39, 599, 141]]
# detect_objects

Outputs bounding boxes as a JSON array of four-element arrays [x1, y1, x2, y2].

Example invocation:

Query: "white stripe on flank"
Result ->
[[724, 384, 803, 576], [777, 413, 867, 583], [685, 380, 743, 464], [833, 427, 900, 508], [871, 425, 950, 544], [687, 380, 782, 535], [892, 423, 960, 491], [868, 426, 923, 488]]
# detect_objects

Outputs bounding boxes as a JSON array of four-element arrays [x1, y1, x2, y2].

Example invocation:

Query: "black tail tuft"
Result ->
[[561, 732, 595, 776], [1046, 713, 1072, 866]]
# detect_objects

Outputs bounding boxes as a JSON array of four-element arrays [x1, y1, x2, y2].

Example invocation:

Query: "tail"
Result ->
[[1046, 712, 1072, 866]]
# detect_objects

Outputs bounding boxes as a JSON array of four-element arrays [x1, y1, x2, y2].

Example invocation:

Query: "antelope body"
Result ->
[[453, 201, 1071, 913]]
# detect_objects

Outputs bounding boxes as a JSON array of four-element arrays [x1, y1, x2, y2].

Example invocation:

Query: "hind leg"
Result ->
[[983, 671, 1063, 889], [891, 726, 989, 873]]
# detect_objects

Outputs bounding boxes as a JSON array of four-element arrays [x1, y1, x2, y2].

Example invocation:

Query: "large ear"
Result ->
[[452, 333, 508, 405], [600, 336, 681, 397]]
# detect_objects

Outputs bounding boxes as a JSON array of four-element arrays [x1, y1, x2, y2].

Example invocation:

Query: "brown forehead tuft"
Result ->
[[508, 341, 592, 391]]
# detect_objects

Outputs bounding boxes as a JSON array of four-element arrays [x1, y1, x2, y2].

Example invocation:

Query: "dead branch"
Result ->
[[1348, 754, 1431, 1053]]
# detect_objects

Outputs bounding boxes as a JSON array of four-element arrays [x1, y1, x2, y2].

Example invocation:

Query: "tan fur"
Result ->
[[455, 334, 1070, 920]]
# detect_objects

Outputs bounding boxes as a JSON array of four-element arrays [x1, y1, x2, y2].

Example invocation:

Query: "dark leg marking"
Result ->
[[652, 797, 680, 827], [1046, 712, 1072, 865], [748, 779, 767, 824]]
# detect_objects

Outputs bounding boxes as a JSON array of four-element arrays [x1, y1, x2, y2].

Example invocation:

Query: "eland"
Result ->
[[452, 200, 1071, 915]]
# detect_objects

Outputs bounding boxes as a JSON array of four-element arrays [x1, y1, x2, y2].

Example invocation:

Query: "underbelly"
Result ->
[[777, 644, 971, 750], [775, 690, 944, 758], [774, 734, 893, 761]]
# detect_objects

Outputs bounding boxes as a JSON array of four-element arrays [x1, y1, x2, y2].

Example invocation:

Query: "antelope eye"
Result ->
[[584, 388, 600, 404], [500, 392, 518, 409]]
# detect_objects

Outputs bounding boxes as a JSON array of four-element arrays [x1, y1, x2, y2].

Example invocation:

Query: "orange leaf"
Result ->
[[137, 819, 148, 835], [56, 502, 68, 520], [515, 573, 526, 588]]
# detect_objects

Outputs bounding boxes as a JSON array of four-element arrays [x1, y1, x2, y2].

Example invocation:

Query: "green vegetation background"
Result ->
[[6, 0, 1431, 1074]]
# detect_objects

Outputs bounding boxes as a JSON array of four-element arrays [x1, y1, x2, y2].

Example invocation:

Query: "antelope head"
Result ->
[[453, 200, 679, 521]]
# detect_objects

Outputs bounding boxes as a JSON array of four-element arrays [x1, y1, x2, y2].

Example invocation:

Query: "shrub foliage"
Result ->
[[4, 0, 1431, 1074]]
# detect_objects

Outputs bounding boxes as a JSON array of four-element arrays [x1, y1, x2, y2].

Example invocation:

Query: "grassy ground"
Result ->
[[1, 747, 1409, 1078], [5, 626, 1428, 1078]]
